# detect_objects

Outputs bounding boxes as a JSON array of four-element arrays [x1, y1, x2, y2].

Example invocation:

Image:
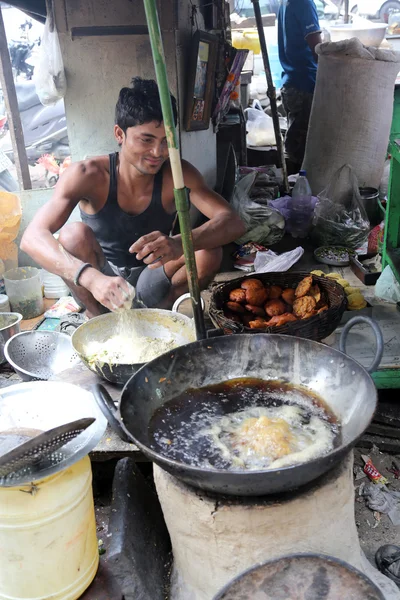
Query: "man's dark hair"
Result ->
[[115, 77, 178, 132]]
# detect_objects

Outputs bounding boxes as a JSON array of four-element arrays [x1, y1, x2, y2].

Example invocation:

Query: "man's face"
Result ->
[[114, 121, 169, 175]]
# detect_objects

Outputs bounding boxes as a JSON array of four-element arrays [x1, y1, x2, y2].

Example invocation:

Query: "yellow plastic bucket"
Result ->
[[0, 456, 98, 599]]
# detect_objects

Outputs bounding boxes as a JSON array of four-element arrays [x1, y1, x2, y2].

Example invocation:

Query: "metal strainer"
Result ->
[[4, 331, 81, 381]]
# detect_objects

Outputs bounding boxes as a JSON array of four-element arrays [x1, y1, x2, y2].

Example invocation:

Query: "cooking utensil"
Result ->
[[4, 330, 81, 381], [359, 187, 382, 228], [0, 381, 107, 486], [72, 308, 196, 385], [0, 312, 22, 365], [209, 272, 346, 341], [0, 417, 95, 477], [93, 316, 383, 496], [314, 246, 356, 266], [329, 22, 387, 47], [213, 553, 384, 600]]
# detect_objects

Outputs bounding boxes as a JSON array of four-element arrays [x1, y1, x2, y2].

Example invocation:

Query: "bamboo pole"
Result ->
[[251, 0, 289, 193], [143, 0, 206, 340]]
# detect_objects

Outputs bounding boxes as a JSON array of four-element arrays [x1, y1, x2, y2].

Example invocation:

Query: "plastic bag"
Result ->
[[375, 265, 400, 303], [254, 247, 304, 273], [269, 195, 318, 233], [245, 100, 275, 147], [232, 173, 285, 245], [33, 18, 67, 106], [0, 191, 21, 270], [311, 164, 370, 249]]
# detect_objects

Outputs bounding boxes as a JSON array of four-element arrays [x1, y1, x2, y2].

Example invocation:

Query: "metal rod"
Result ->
[[344, 0, 349, 24], [251, 0, 289, 193], [143, 0, 206, 340], [0, 8, 31, 190]]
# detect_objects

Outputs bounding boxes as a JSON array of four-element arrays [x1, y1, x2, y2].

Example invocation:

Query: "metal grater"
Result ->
[[0, 418, 95, 478]]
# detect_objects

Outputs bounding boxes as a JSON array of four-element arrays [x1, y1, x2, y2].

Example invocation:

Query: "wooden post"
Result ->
[[0, 7, 31, 189]]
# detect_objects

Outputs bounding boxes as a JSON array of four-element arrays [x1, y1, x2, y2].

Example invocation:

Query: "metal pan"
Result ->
[[93, 316, 383, 496], [72, 307, 196, 385]]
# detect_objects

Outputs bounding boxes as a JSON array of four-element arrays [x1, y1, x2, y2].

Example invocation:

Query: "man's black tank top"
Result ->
[[80, 152, 176, 269]]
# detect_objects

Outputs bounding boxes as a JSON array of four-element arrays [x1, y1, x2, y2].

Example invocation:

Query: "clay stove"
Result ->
[[154, 453, 400, 600]]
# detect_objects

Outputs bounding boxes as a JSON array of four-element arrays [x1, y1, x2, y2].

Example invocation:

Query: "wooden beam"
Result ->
[[0, 8, 31, 190]]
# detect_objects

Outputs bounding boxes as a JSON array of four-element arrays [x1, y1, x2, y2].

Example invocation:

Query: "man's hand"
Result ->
[[130, 231, 183, 269], [80, 269, 134, 311]]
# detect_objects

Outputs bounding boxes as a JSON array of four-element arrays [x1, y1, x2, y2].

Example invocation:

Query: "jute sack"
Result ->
[[303, 38, 400, 195]]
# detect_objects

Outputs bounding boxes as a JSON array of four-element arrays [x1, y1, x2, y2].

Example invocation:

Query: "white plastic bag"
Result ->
[[33, 18, 67, 106], [245, 100, 275, 147], [254, 247, 304, 273], [375, 265, 400, 304]]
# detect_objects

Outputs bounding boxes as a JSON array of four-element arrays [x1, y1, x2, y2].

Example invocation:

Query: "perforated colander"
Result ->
[[4, 331, 81, 381]]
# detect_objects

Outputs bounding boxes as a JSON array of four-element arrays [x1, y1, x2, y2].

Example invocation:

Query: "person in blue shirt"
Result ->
[[278, 0, 322, 170]]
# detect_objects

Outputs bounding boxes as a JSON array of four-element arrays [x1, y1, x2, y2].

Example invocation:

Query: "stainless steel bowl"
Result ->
[[4, 330, 81, 381], [0, 312, 22, 365]]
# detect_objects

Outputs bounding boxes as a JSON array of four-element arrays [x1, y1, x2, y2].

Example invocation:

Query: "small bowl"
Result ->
[[4, 330, 80, 381], [0, 312, 22, 364]]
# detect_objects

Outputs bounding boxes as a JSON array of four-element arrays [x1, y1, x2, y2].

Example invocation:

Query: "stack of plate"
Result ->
[[42, 271, 70, 299]]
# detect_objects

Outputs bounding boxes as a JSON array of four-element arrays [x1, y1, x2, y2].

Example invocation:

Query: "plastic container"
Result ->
[[0, 456, 98, 600], [42, 270, 70, 299], [4, 267, 44, 319], [0, 295, 10, 312], [289, 170, 312, 238]]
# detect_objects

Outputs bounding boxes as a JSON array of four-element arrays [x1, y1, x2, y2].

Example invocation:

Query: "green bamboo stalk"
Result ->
[[143, 0, 206, 340]]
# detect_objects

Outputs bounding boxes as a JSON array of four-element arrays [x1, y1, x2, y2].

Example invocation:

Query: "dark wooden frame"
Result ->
[[184, 30, 218, 132]]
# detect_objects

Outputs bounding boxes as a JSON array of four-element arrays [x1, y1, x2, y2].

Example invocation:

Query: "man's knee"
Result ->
[[58, 222, 95, 258], [196, 247, 222, 282]]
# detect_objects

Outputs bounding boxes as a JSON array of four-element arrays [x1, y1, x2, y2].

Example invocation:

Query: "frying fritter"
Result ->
[[226, 301, 245, 314], [292, 295, 316, 318], [229, 288, 246, 303], [265, 299, 286, 317], [281, 288, 295, 305], [241, 279, 264, 291], [245, 304, 266, 317], [295, 276, 313, 298]]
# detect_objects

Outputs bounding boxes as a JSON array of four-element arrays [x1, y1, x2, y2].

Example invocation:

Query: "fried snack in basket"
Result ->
[[295, 275, 313, 298], [265, 299, 286, 317], [249, 318, 269, 329], [268, 285, 283, 299], [245, 304, 266, 317], [336, 278, 349, 289], [245, 287, 269, 306], [309, 284, 321, 304], [225, 311, 242, 323], [242, 314, 254, 327], [229, 288, 246, 303], [241, 279, 264, 291], [325, 272, 341, 280], [315, 305, 329, 314], [293, 296, 316, 318], [311, 269, 325, 277], [281, 288, 295, 305], [226, 301, 245, 314], [268, 313, 297, 327]]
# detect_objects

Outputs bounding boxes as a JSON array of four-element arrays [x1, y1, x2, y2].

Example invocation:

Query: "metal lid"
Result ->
[[0, 381, 107, 486]]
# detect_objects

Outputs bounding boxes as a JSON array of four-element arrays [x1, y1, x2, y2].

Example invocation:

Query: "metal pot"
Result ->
[[93, 316, 383, 496], [72, 305, 198, 385], [359, 187, 382, 228], [213, 554, 385, 599], [0, 312, 22, 365]]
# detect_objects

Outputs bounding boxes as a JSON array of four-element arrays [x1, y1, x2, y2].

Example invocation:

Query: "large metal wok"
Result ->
[[72, 307, 196, 385], [93, 316, 383, 496]]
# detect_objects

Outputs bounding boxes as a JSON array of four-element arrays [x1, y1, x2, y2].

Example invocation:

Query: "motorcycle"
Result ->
[[0, 80, 70, 165]]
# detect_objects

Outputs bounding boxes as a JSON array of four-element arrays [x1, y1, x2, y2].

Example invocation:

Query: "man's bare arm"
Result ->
[[306, 31, 322, 61], [20, 161, 103, 281]]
